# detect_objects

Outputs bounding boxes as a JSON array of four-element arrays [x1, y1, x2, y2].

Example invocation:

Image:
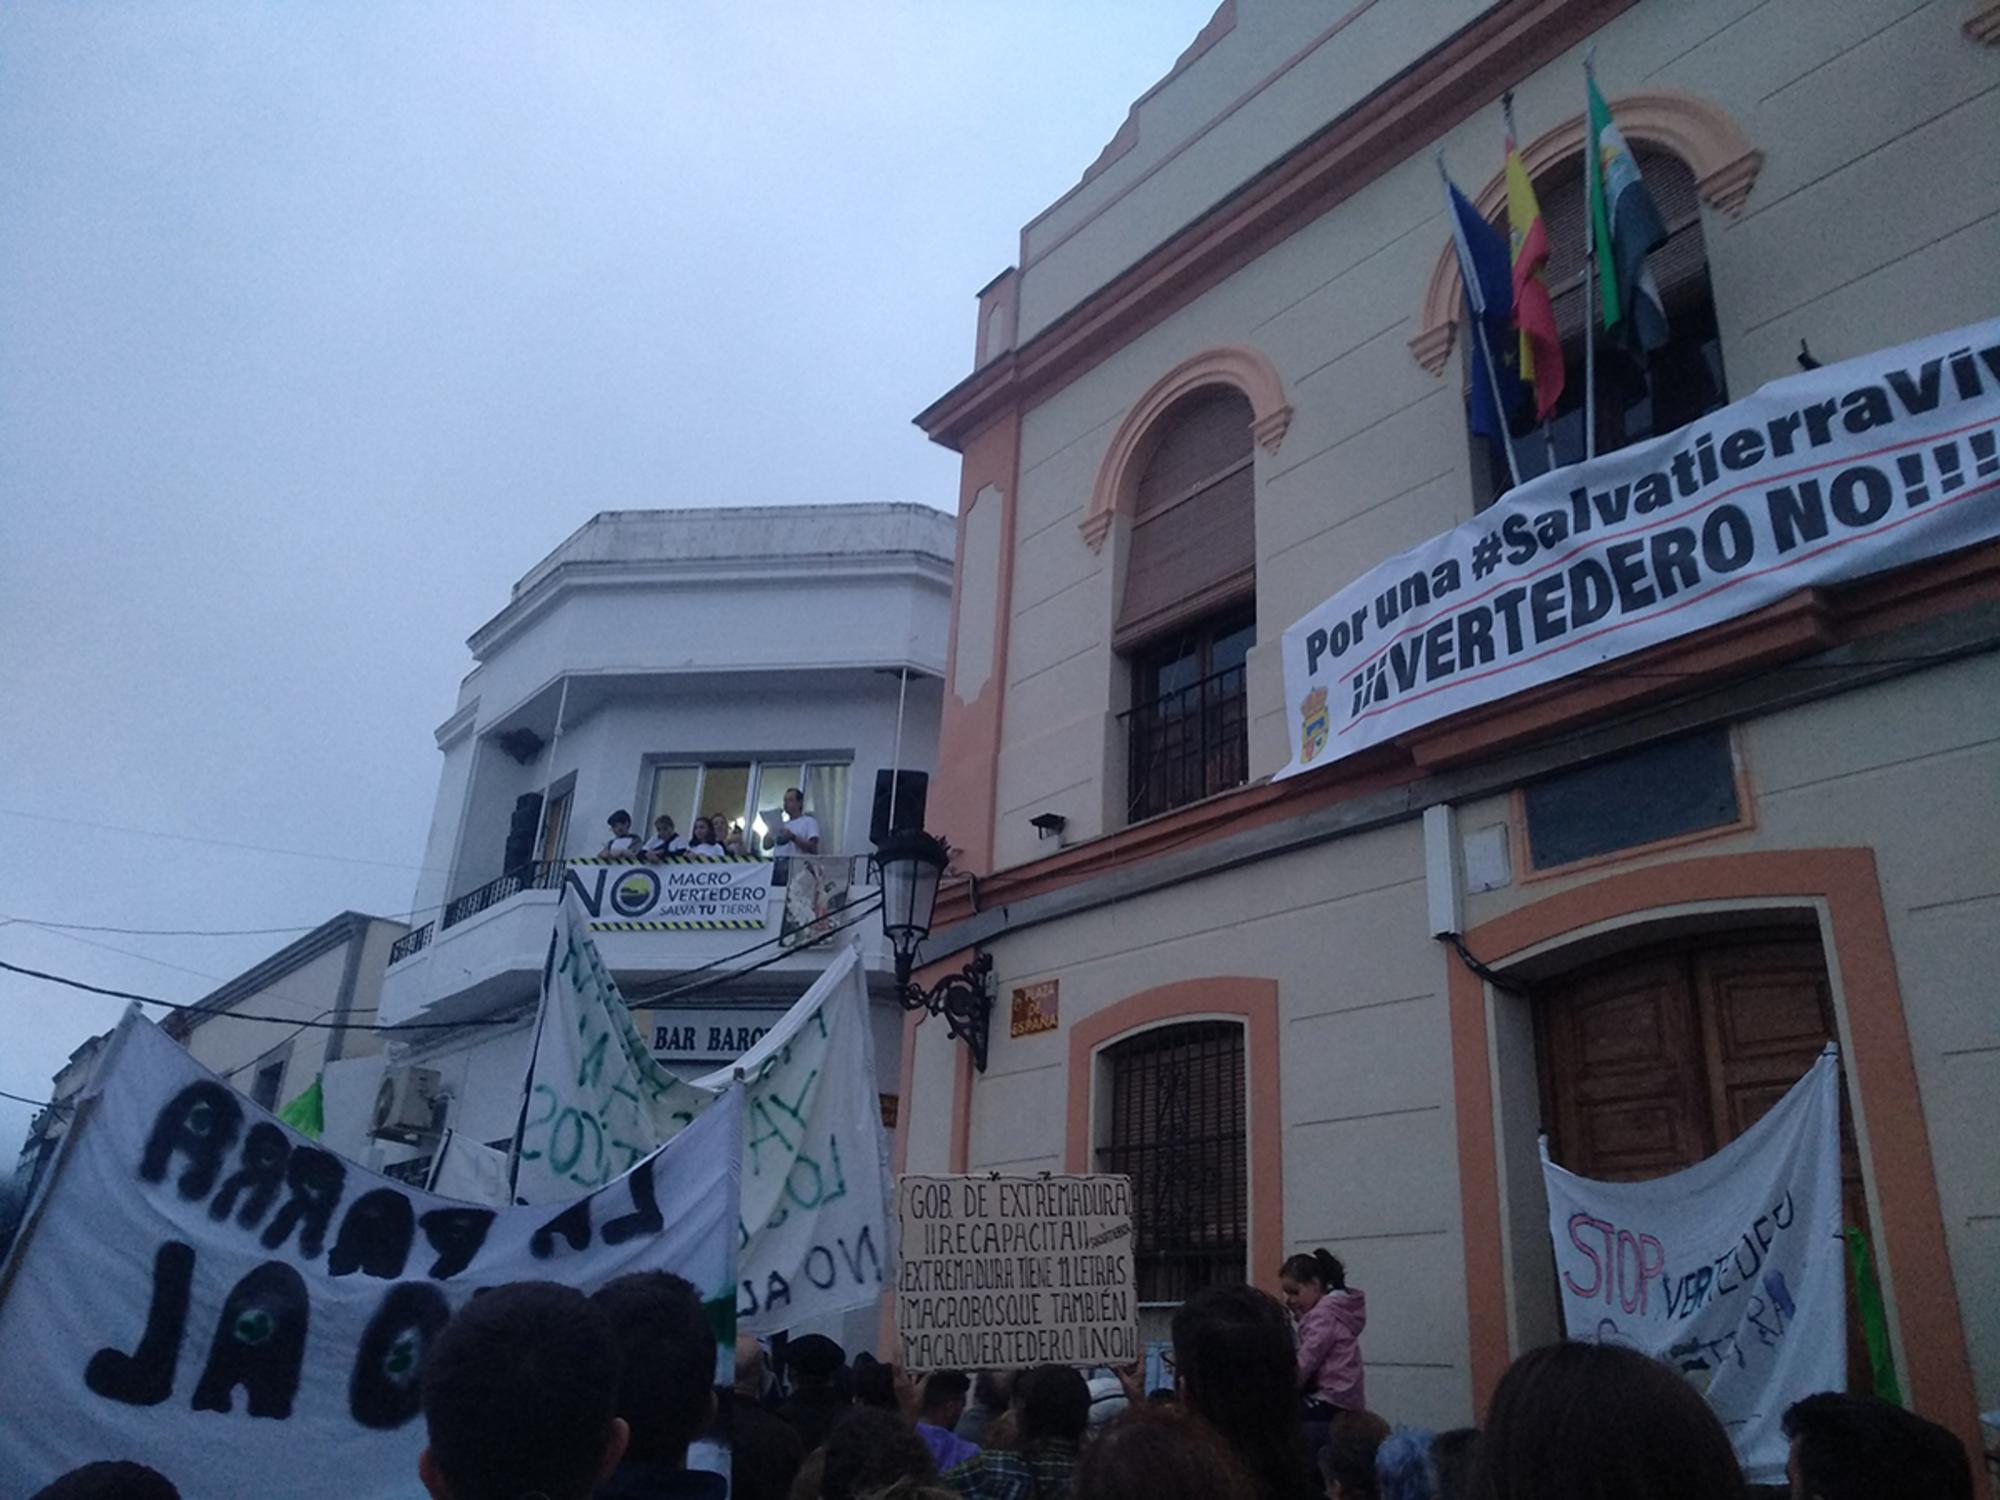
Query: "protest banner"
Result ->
[[516, 901, 892, 1333], [1541, 1048, 1844, 1483], [563, 855, 774, 931], [1278, 317, 2000, 776], [895, 1174, 1137, 1373], [0, 1011, 739, 1500]]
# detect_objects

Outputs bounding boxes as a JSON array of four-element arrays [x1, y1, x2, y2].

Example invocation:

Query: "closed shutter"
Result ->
[[1116, 387, 1257, 649]]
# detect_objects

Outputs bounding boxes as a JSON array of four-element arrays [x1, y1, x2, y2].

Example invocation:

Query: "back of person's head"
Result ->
[[1376, 1429, 1438, 1500], [1469, 1342, 1744, 1500], [30, 1462, 180, 1500], [1172, 1284, 1313, 1500], [1323, 1411, 1392, 1500], [920, 1369, 971, 1423], [972, 1369, 1014, 1412], [420, 1281, 627, 1500], [1075, 1404, 1257, 1500], [787, 1333, 846, 1389], [851, 1352, 899, 1411], [819, 1408, 938, 1500], [1015, 1363, 1091, 1446], [589, 1270, 717, 1466], [1782, 1392, 1973, 1500], [1278, 1248, 1347, 1291], [1427, 1428, 1479, 1500]]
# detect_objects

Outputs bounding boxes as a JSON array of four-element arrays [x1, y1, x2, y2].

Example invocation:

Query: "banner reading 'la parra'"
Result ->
[[1541, 1048, 1845, 1484], [1277, 318, 2000, 775]]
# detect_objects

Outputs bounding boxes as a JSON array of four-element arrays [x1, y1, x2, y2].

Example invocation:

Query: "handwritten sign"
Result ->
[[895, 1174, 1136, 1372], [1010, 979, 1059, 1038]]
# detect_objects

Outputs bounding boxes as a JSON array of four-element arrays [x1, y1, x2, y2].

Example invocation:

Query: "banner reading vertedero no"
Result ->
[[1541, 1049, 1844, 1484], [0, 1014, 739, 1500], [1278, 318, 2000, 775]]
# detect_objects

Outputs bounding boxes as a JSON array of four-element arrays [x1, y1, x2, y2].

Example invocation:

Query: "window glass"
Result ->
[[750, 763, 804, 847], [539, 790, 571, 862], [1524, 729, 1739, 868], [647, 766, 700, 840], [699, 764, 752, 845], [802, 763, 850, 855], [251, 1061, 286, 1112]]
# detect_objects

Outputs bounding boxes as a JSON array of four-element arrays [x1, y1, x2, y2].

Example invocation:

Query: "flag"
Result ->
[[277, 1073, 323, 1137], [1587, 72, 1670, 352], [1445, 177, 1530, 443], [1504, 137, 1565, 421]]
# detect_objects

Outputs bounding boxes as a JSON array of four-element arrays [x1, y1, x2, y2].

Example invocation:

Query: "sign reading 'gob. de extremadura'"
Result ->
[[895, 1173, 1136, 1373]]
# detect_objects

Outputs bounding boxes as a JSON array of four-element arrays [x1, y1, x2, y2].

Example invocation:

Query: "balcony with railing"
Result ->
[[1120, 663, 1249, 823], [378, 853, 884, 1027]]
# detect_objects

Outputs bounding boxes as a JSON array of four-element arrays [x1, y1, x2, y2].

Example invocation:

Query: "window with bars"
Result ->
[[1096, 1020, 1248, 1303]]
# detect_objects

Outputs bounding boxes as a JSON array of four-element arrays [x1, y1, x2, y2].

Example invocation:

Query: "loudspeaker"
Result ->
[[870, 769, 929, 846], [503, 792, 544, 875]]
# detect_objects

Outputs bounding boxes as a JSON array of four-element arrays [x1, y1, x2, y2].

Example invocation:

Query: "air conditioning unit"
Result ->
[[370, 1065, 443, 1144]]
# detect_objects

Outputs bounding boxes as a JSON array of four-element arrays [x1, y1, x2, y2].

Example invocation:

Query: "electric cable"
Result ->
[[0, 807, 448, 875], [0, 1086, 67, 1112]]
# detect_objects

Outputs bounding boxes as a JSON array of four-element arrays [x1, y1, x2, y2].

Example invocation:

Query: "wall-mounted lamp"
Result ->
[[873, 829, 995, 1070], [1029, 812, 1068, 841]]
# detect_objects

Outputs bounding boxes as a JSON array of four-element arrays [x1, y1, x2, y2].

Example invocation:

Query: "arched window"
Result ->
[[1117, 386, 1256, 821], [1097, 1020, 1248, 1302], [1471, 146, 1727, 506]]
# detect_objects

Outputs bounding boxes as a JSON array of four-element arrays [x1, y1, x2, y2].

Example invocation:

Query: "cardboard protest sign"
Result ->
[[1278, 317, 2000, 775], [895, 1174, 1137, 1372], [517, 902, 892, 1333], [1541, 1048, 1844, 1484], [0, 1012, 739, 1500], [563, 855, 774, 931]]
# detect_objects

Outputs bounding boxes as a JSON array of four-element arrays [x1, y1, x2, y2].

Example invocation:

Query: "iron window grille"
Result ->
[[1121, 662, 1249, 823]]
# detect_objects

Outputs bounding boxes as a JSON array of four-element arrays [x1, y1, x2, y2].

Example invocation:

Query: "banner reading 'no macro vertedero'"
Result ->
[[1276, 317, 2000, 777]]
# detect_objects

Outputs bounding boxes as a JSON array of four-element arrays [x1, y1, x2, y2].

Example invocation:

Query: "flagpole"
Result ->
[[1436, 152, 1524, 491], [1582, 49, 1599, 462], [1500, 91, 1556, 476]]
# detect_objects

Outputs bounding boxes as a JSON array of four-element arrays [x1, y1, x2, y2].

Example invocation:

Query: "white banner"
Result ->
[[1541, 1048, 1845, 1483], [563, 855, 774, 931], [517, 902, 892, 1333], [0, 1013, 739, 1500], [1278, 318, 2000, 775]]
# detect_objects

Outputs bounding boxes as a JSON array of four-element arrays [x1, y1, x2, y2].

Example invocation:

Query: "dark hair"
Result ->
[[1279, 1248, 1346, 1291], [589, 1271, 717, 1465], [921, 1369, 972, 1416], [1428, 1428, 1480, 1500], [851, 1351, 900, 1410], [1075, 1404, 1257, 1500], [1171, 1285, 1314, 1500], [1016, 1363, 1092, 1446], [1468, 1342, 1744, 1500], [30, 1462, 181, 1500], [1321, 1410, 1391, 1500], [819, 1407, 938, 1500], [1781, 1392, 1973, 1500], [972, 1369, 1014, 1411], [421, 1281, 623, 1500], [609, 810, 631, 825]]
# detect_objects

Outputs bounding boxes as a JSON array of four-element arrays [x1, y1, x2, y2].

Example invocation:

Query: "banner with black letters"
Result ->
[[0, 1013, 739, 1500], [1278, 317, 2000, 775]]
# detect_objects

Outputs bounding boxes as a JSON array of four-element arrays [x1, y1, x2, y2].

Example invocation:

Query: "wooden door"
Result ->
[[1537, 933, 1872, 1391]]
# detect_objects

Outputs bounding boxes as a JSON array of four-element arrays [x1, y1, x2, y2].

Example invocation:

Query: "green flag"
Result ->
[[278, 1074, 324, 1138], [1844, 1226, 1902, 1404], [1587, 70, 1670, 352]]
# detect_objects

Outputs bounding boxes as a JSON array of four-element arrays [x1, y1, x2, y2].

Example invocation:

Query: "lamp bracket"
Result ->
[[895, 948, 994, 1071]]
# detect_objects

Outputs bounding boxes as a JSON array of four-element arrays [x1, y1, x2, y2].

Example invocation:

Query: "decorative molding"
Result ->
[[1081, 344, 1291, 553], [1413, 89, 1764, 376], [1967, 2, 2000, 44]]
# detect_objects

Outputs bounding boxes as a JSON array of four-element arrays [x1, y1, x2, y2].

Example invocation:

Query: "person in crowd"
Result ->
[[30, 1463, 180, 1500], [765, 787, 821, 858], [588, 1271, 725, 1500], [1375, 1429, 1438, 1500], [730, 1335, 807, 1500], [1320, 1411, 1392, 1500], [817, 1408, 940, 1500], [1782, 1391, 1974, 1500], [602, 810, 643, 856], [685, 818, 726, 859], [1426, 1429, 1478, 1500], [418, 1280, 629, 1500], [1468, 1341, 1746, 1500], [726, 832, 754, 859], [709, 813, 739, 849], [852, 1354, 903, 1413], [945, 1363, 1090, 1500], [1084, 1366, 1132, 1430], [1171, 1285, 1317, 1500], [1280, 1249, 1367, 1420], [777, 1334, 850, 1453], [916, 1371, 982, 1472], [1073, 1403, 1256, 1500], [643, 815, 687, 861], [956, 1371, 1014, 1447]]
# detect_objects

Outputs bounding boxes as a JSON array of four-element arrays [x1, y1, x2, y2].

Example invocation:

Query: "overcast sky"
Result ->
[[0, 0, 1219, 1159]]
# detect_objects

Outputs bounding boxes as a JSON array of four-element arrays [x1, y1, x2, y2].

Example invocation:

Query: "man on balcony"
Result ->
[[764, 787, 820, 860]]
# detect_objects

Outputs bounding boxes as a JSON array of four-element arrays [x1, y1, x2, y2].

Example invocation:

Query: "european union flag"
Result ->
[[1446, 180, 1532, 443]]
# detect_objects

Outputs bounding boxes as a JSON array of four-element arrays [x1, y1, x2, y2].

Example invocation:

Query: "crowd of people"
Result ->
[[25, 1251, 1985, 1500], [598, 789, 822, 865]]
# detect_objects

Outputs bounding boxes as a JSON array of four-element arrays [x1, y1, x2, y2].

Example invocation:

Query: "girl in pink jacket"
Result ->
[[1280, 1248, 1367, 1417]]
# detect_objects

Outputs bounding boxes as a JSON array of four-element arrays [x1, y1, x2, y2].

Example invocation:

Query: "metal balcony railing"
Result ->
[[1120, 663, 1249, 823], [440, 859, 569, 931], [386, 923, 433, 966]]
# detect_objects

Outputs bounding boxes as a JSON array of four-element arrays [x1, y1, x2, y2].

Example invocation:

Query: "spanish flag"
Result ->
[[1505, 137, 1564, 422]]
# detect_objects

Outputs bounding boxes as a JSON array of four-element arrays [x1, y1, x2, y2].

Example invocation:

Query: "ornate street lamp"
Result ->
[[873, 829, 994, 1071]]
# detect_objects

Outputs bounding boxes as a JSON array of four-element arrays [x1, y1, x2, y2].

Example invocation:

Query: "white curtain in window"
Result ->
[[804, 763, 849, 855]]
